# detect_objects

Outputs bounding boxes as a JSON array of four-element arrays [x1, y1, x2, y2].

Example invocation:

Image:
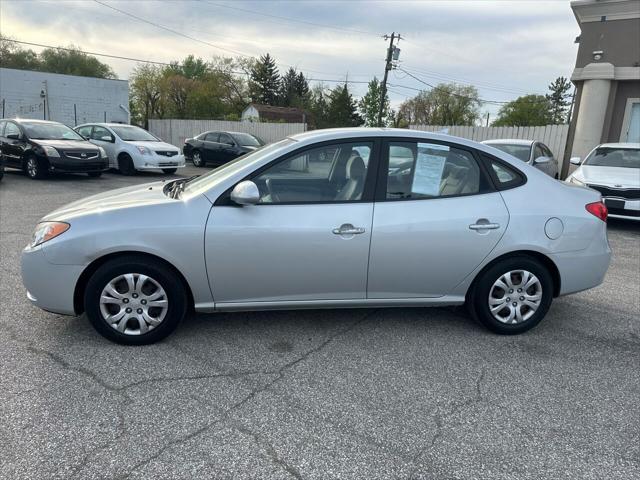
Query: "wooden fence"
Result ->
[[149, 119, 307, 148], [410, 124, 570, 171]]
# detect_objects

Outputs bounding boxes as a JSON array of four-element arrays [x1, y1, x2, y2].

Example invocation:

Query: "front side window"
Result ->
[[385, 141, 488, 199], [253, 142, 373, 204], [91, 126, 113, 142], [110, 126, 158, 142], [4, 122, 20, 137], [76, 125, 93, 138], [205, 132, 219, 143], [533, 144, 545, 160], [584, 147, 639, 169], [219, 133, 234, 145], [22, 122, 82, 140], [233, 133, 263, 147]]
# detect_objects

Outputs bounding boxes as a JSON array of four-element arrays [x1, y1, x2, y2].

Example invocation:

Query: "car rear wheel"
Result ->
[[84, 256, 188, 345], [162, 168, 177, 174], [24, 155, 47, 179], [118, 154, 136, 175], [192, 150, 204, 167], [468, 256, 553, 335]]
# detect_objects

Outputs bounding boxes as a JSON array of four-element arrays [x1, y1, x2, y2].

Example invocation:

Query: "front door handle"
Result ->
[[469, 221, 500, 231], [333, 223, 366, 235]]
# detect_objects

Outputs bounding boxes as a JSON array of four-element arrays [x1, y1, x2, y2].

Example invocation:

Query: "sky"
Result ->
[[0, 0, 580, 119]]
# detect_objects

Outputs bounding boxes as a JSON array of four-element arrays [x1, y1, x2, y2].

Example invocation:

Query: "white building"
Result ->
[[0, 68, 129, 127]]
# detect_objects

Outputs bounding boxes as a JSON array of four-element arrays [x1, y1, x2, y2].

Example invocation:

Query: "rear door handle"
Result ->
[[333, 224, 366, 235], [469, 222, 500, 230]]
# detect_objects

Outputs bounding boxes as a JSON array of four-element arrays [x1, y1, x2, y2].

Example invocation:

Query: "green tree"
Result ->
[[279, 67, 310, 107], [492, 95, 553, 127], [129, 63, 165, 128], [0, 35, 40, 70], [397, 83, 481, 126], [308, 84, 330, 129], [248, 53, 281, 105], [358, 77, 391, 127], [546, 76, 572, 124], [326, 83, 362, 127]]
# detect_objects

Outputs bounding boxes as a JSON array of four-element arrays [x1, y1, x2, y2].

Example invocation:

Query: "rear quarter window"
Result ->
[[481, 153, 526, 190]]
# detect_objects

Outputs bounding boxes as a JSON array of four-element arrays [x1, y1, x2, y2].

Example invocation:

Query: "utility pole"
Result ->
[[378, 32, 401, 127]]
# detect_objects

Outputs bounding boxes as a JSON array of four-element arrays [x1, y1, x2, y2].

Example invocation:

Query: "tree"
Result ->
[[546, 76, 572, 124], [279, 67, 310, 107], [358, 77, 391, 127], [0, 35, 116, 79], [248, 53, 281, 105], [326, 83, 362, 127], [129, 64, 165, 128], [397, 83, 481, 126], [308, 84, 330, 129], [492, 95, 553, 127]]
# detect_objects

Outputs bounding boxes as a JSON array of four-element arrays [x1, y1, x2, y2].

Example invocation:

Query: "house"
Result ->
[[241, 103, 308, 124], [565, 0, 640, 175]]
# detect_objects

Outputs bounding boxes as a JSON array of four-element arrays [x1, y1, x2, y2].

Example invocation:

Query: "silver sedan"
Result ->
[[22, 128, 611, 345]]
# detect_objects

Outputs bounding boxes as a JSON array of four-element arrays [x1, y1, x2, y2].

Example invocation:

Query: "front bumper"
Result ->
[[134, 153, 186, 170], [21, 246, 83, 315], [49, 157, 109, 173], [603, 198, 640, 221]]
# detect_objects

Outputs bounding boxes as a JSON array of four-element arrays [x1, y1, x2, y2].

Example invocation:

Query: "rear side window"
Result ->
[[481, 153, 526, 190], [385, 141, 491, 200]]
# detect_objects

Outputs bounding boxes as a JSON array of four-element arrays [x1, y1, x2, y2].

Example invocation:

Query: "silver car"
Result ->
[[566, 143, 640, 221], [21, 128, 611, 345], [75, 123, 185, 175], [482, 139, 559, 179]]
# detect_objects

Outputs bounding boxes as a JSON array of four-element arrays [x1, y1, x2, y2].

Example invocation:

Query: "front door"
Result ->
[[203, 132, 220, 163], [205, 140, 377, 304], [90, 126, 117, 166], [367, 140, 509, 298], [1, 121, 26, 167]]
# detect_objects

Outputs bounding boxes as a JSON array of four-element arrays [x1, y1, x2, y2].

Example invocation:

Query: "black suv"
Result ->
[[0, 119, 108, 179]]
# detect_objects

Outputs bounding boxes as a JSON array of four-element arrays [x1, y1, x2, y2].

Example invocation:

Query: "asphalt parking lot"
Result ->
[[0, 166, 639, 480]]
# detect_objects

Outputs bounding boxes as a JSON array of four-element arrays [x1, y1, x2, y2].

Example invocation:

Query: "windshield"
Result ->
[[23, 122, 84, 141], [111, 126, 159, 142], [488, 144, 531, 162], [183, 138, 295, 195], [233, 133, 263, 147], [584, 147, 639, 169]]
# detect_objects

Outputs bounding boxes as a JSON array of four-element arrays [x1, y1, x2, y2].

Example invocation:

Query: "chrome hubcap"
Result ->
[[27, 158, 37, 177], [99, 273, 168, 335], [488, 270, 542, 324]]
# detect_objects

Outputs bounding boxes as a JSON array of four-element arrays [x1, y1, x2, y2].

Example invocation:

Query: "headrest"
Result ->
[[346, 155, 366, 179]]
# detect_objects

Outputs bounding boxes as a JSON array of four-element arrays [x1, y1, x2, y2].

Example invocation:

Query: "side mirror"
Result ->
[[230, 180, 260, 205], [570, 156, 581, 165], [6, 133, 21, 140], [533, 156, 550, 165]]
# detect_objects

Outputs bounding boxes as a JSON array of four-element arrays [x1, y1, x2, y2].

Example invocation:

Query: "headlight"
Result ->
[[569, 176, 585, 186], [98, 147, 107, 158], [136, 146, 150, 155], [29, 222, 70, 248], [42, 146, 60, 158]]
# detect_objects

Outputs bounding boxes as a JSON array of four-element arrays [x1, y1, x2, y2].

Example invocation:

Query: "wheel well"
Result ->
[[73, 251, 195, 315], [468, 250, 561, 299], [118, 151, 132, 160]]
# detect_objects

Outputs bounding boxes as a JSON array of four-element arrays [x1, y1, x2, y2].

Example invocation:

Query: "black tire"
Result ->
[[162, 168, 177, 175], [88, 172, 102, 178], [468, 255, 553, 335], [84, 256, 188, 345], [24, 155, 47, 179], [192, 150, 205, 167], [118, 154, 136, 175]]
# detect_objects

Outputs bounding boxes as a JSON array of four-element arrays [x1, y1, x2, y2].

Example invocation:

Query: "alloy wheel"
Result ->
[[193, 151, 202, 166], [99, 273, 169, 335], [27, 158, 38, 178], [488, 270, 542, 324]]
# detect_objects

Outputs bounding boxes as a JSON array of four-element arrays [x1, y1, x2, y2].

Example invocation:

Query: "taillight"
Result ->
[[586, 201, 608, 222]]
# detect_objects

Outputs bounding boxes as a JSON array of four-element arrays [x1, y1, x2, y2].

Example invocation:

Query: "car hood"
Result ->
[[41, 180, 175, 222], [31, 139, 99, 150], [127, 140, 179, 151], [574, 166, 640, 187]]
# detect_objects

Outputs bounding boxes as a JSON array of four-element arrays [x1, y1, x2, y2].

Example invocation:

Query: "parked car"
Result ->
[[0, 156, 4, 181], [482, 139, 559, 178], [566, 143, 639, 221], [183, 131, 265, 167], [0, 119, 108, 179], [75, 123, 185, 175], [22, 128, 611, 345]]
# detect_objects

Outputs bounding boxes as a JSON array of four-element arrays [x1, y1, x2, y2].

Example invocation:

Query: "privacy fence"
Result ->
[[410, 124, 570, 171], [149, 119, 307, 148]]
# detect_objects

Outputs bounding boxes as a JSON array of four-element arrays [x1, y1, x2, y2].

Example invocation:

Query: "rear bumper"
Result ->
[[21, 247, 83, 315]]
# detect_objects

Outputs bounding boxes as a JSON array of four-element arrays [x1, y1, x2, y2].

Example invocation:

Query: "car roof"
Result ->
[[482, 139, 535, 146], [3, 118, 61, 125], [596, 142, 640, 149], [76, 123, 137, 128]]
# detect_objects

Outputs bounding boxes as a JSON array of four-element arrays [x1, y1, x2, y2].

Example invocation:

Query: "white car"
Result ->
[[566, 143, 640, 221], [75, 123, 185, 175], [482, 139, 559, 179]]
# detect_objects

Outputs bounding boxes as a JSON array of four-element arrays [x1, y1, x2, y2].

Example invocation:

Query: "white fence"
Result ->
[[149, 119, 307, 148], [410, 124, 569, 170]]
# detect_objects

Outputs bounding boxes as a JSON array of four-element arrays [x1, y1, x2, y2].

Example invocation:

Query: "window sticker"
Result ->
[[411, 143, 449, 196]]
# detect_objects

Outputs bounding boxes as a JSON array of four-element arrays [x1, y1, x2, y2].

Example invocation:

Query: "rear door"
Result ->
[[367, 139, 509, 298]]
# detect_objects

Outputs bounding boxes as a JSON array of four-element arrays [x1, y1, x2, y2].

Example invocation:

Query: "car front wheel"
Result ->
[[25, 155, 47, 179], [468, 256, 553, 335], [84, 256, 188, 345], [192, 150, 204, 167]]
